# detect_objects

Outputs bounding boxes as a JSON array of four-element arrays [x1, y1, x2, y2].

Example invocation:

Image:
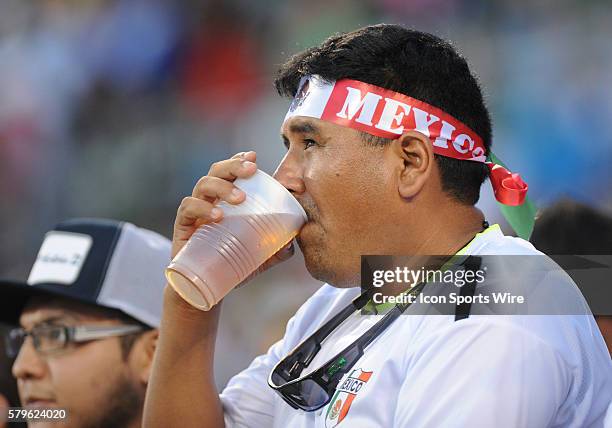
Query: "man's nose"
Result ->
[[12, 338, 47, 381], [273, 151, 305, 195]]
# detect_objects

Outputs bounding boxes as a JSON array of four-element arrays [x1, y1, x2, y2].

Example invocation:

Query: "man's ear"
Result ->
[[391, 130, 434, 199], [132, 329, 158, 385]]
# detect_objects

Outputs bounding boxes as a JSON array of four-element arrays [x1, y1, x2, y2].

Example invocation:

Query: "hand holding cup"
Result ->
[[168, 151, 306, 310]]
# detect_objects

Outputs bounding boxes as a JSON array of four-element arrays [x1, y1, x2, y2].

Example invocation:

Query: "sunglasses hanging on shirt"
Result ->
[[268, 255, 482, 411]]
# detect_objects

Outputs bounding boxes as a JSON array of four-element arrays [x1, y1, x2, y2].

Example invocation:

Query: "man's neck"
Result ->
[[373, 203, 485, 296], [407, 203, 486, 256]]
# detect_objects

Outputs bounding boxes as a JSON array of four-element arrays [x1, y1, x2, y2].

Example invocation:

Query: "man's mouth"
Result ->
[[300, 207, 313, 223], [23, 397, 57, 408], [298, 204, 317, 224]]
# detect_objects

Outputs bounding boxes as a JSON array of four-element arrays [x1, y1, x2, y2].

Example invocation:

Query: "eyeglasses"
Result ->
[[268, 281, 427, 411], [4, 324, 144, 358]]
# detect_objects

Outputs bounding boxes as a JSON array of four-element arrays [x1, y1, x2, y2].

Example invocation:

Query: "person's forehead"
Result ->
[[280, 116, 359, 139], [19, 296, 114, 328]]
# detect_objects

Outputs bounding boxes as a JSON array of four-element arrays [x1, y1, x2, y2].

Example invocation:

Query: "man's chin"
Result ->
[[297, 239, 328, 281], [299, 247, 356, 288]]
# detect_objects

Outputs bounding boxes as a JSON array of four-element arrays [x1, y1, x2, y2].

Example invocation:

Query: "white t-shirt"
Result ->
[[220, 225, 612, 427]]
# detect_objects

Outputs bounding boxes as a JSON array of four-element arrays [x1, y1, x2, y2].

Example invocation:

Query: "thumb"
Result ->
[[235, 240, 295, 288], [274, 240, 295, 262]]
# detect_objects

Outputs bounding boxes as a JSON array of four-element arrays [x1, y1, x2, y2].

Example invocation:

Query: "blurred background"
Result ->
[[1, 0, 611, 388]]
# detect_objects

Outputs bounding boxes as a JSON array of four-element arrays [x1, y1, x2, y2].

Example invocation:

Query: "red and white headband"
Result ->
[[284, 75, 528, 207]]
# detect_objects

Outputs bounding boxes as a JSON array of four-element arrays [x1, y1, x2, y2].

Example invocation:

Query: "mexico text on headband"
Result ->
[[284, 75, 536, 238]]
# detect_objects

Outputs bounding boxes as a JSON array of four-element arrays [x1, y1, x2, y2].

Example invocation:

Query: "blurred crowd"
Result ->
[[1, 0, 612, 391]]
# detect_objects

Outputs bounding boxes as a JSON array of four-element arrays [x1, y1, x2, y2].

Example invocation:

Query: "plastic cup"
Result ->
[[165, 169, 307, 310]]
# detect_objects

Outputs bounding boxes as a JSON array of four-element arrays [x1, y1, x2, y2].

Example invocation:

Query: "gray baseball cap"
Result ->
[[0, 218, 171, 327]]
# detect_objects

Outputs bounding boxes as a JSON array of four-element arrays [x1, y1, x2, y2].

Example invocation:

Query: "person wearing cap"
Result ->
[[0, 218, 170, 428], [144, 25, 612, 427]]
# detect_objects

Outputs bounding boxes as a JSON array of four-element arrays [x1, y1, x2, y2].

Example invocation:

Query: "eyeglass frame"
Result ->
[[4, 323, 145, 358]]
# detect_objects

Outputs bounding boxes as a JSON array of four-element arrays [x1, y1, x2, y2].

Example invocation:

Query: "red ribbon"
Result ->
[[486, 162, 528, 206]]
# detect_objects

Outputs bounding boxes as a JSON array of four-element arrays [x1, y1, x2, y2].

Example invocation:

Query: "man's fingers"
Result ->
[[176, 197, 222, 227], [207, 156, 257, 181], [230, 151, 257, 161], [173, 151, 258, 257], [275, 241, 295, 262], [192, 176, 246, 204], [191, 151, 256, 202]]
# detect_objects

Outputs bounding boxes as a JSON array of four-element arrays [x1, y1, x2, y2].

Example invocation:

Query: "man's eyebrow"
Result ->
[[289, 122, 319, 135], [24, 314, 75, 329], [280, 121, 321, 149]]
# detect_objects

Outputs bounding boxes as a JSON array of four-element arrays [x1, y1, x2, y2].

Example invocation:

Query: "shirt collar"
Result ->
[[362, 224, 502, 315]]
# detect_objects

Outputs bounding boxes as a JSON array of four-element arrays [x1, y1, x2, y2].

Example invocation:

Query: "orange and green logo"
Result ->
[[324, 368, 373, 427]]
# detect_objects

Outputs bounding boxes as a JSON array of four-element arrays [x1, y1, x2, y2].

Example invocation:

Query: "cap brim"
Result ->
[[0, 280, 96, 325]]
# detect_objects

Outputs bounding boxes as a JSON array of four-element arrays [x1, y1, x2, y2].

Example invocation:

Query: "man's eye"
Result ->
[[303, 139, 318, 149]]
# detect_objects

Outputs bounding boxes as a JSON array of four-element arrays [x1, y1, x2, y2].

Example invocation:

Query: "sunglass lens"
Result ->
[[286, 379, 330, 411]]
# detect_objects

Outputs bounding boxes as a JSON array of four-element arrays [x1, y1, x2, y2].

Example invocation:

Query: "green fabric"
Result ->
[[488, 152, 537, 240]]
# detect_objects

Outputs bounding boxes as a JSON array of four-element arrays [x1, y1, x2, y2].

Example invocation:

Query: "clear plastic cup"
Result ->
[[165, 169, 307, 310]]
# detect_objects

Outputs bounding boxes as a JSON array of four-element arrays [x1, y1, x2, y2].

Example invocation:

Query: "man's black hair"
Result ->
[[275, 24, 492, 205], [531, 199, 612, 255]]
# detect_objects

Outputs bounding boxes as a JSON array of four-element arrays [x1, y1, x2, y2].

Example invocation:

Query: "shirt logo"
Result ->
[[325, 368, 373, 427]]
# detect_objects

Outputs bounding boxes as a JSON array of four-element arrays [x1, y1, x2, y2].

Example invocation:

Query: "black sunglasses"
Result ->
[[268, 255, 483, 412], [268, 280, 427, 411]]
